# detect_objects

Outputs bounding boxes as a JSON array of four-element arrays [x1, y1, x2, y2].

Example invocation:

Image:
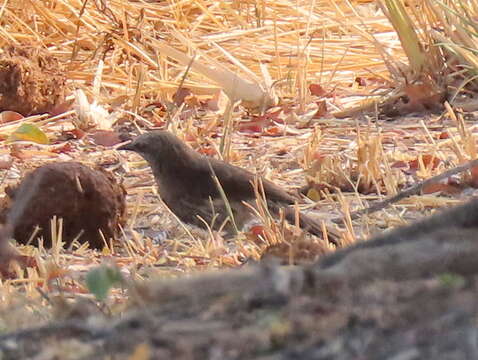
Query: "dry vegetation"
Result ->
[[0, 0, 478, 355]]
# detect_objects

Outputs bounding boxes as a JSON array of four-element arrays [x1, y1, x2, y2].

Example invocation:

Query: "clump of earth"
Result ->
[[0, 45, 68, 116]]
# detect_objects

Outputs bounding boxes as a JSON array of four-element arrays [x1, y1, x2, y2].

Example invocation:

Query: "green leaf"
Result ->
[[8, 123, 49, 145], [86, 265, 123, 301], [438, 273, 466, 289]]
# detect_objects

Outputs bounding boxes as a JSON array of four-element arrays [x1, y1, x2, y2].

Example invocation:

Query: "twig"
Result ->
[[332, 158, 478, 223], [70, 0, 89, 62], [207, 160, 239, 235], [172, 52, 196, 107]]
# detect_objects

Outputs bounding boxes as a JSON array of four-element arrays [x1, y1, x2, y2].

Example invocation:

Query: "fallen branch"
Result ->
[[332, 158, 478, 223]]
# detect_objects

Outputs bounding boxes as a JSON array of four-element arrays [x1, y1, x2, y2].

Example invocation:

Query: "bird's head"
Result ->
[[118, 131, 185, 162]]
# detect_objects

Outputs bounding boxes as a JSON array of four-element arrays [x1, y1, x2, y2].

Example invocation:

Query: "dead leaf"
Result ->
[[264, 126, 281, 136], [309, 83, 326, 96], [313, 100, 328, 118], [438, 131, 450, 139], [238, 123, 263, 133], [50, 142, 75, 154], [197, 146, 217, 156], [391, 160, 408, 169], [409, 154, 440, 171], [89, 130, 122, 147], [173, 88, 192, 107], [238, 109, 282, 133], [57, 128, 86, 141], [0, 111, 24, 123]]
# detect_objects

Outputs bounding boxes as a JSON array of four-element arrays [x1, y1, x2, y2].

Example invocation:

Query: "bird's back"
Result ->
[[207, 157, 297, 205]]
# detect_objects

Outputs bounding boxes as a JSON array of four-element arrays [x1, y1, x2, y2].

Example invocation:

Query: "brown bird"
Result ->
[[118, 131, 337, 245]]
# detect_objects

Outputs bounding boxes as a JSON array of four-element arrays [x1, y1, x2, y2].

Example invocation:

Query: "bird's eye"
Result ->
[[135, 142, 146, 151]]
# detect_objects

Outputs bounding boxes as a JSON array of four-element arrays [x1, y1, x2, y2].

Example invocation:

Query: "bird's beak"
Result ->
[[117, 141, 135, 151]]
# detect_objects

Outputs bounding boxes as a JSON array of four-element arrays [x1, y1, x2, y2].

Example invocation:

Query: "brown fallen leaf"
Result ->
[[309, 83, 327, 97], [57, 128, 86, 142], [173, 87, 193, 107], [50, 142, 75, 154], [0, 111, 24, 123], [408, 154, 441, 171], [313, 100, 328, 118], [89, 130, 122, 147]]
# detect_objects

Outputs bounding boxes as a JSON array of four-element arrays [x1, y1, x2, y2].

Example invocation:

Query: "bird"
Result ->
[[118, 130, 338, 245]]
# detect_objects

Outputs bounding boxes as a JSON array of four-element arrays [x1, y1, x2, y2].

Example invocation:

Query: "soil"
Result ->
[[1, 198, 478, 359]]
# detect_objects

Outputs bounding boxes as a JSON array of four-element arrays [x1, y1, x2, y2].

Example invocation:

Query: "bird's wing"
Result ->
[[207, 157, 297, 205]]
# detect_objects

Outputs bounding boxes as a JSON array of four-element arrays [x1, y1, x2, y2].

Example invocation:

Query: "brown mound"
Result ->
[[0, 46, 67, 115], [1, 162, 126, 249]]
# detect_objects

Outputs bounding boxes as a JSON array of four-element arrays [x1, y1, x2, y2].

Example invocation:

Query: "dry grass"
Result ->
[[0, 0, 477, 332]]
